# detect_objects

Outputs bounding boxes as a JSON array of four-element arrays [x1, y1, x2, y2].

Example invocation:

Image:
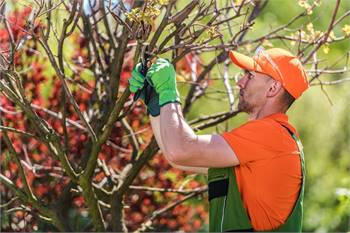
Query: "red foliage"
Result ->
[[0, 7, 208, 233], [7, 6, 32, 41]]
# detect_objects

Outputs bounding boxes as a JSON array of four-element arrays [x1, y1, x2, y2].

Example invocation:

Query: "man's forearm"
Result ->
[[158, 102, 239, 168], [159, 102, 212, 166], [159, 103, 196, 160], [149, 115, 167, 154], [150, 114, 208, 174]]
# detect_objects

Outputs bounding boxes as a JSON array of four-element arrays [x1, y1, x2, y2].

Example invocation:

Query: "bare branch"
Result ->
[[182, 0, 267, 116], [194, 110, 240, 132], [310, 77, 350, 86], [0, 125, 36, 138], [0, 174, 66, 231], [0, 196, 18, 208], [38, 38, 98, 143], [0, 119, 37, 200], [302, 0, 341, 63], [121, 118, 140, 162], [129, 185, 207, 195], [136, 186, 207, 232], [223, 59, 235, 111]]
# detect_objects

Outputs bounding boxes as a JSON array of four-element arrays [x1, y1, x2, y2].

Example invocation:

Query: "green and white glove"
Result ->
[[128, 63, 160, 116], [145, 58, 180, 106]]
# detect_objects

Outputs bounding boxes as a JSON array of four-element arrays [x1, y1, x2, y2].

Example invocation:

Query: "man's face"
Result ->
[[237, 71, 272, 113]]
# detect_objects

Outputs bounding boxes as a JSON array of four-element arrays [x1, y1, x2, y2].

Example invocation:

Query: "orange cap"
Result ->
[[229, 47, 309, 99]]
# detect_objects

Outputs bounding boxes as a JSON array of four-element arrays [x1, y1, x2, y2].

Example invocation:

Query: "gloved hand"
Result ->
[[145, 58, 180, 106], [129, 63, 144, 93], [128, 63, 160, 116]]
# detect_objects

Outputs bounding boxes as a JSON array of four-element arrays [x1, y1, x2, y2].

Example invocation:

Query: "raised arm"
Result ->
[[143, 58, 239, 168], [128, 60, 209, 174], [130, 58, 239, 171], [159, 103, 239, 168], [150, 115, 208, 174]]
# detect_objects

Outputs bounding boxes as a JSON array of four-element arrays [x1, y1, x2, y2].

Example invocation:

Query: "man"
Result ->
[[129, 47, 309, 231]]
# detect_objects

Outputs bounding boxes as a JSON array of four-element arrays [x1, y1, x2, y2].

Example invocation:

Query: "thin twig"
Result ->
[[302, 0, 341, 63], [129, 185, 207, 195], [310, 77, 350, 86], [136, 186, 207, 232]]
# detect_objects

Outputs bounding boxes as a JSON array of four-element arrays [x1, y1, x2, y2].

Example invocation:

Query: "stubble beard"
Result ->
[[238, 95, 253, 114]]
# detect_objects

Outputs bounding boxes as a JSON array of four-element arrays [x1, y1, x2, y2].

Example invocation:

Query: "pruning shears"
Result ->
[[133, 45, 153, 105]]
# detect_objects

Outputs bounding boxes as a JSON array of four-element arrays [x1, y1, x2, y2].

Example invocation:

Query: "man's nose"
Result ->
[[237, 76, 247, 89]]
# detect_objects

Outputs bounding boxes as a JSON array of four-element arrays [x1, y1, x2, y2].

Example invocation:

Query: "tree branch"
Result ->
[[0, 174, 66, 231], [136, 186, 207, 232], [302, 0, 341, 63]]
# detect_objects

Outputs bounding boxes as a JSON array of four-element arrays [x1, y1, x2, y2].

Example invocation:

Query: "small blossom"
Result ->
[[298, 0, 308, 8], [322, 44, 330, 54], [306, 23, 314, 32], [326, 30, 336, 42], [262, 39, 273, 47], [313, 0, 321, 6], [157, 0, 169, 5], [245, 44, 252, 52], [342, 24, 350, 36], [207, 26, 221, 39]]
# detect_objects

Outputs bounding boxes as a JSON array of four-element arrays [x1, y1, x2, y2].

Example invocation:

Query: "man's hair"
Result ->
[[282, 89, 295, 109]]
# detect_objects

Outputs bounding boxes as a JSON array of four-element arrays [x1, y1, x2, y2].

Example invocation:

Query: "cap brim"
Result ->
[[229, 50, 262, 72]]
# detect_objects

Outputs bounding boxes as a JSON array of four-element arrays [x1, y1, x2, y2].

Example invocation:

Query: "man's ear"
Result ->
[[267, 80, 283, 97]]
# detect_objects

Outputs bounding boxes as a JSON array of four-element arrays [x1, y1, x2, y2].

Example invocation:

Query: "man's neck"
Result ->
[[248, 105, 287, 121]]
